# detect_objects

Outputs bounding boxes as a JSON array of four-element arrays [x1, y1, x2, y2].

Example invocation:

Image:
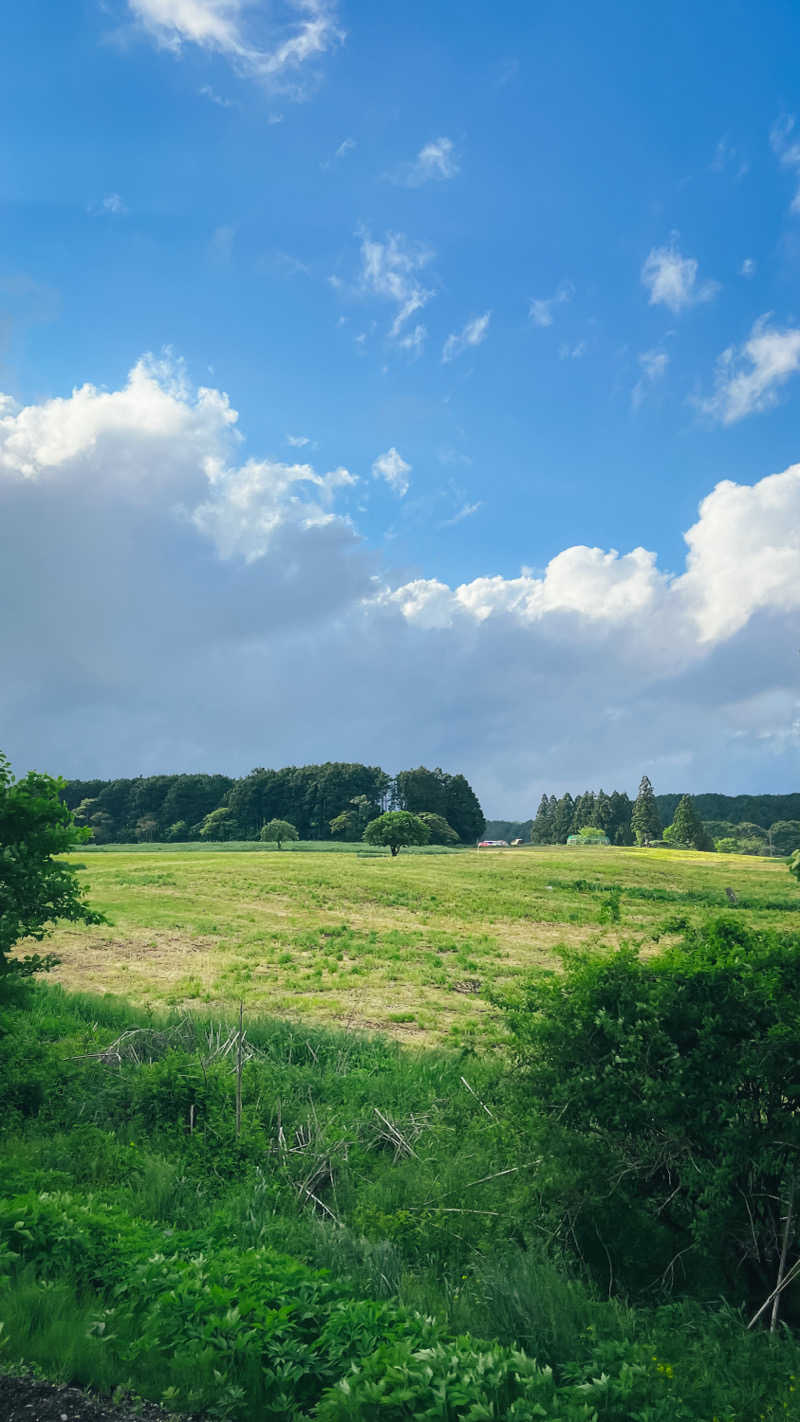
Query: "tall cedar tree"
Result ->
[[592, 789, 612, 834], [669, 794, 713, 851], [553, 793, 575, 843], [530, 794, 554, 844], [570, 791, 596, 834], [631, 775, 662, 845]]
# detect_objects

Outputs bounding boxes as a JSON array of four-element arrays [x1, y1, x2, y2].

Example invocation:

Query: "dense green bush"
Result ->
[[501, 916, 800, 1313]]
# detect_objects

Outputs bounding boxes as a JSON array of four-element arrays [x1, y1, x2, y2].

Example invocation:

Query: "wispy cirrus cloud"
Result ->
[[358, 230, 435, 345], [641, 237, 719, 313], [322, 136, 355, 169], [442, 312, 490, 364], [770, 115, 800, 213], [441, 500, 483, 527], [710, 135, 748, 179], [372, 447, 411, 496], [391, 137, 459, 187], [529, 280, 573, 328], [696, 315, 800, 424], [126, 0, 343, 94], [632, 348, 669, 409]]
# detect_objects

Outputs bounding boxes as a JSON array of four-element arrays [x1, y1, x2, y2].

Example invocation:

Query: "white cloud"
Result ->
[[396, 323, 427, 356], [529, 280, 573, 328], [696, 315, 800, 424], [740, 258, 756, 277], [641, 237, 719, 312], [0, 354, 356, 561], [710, 135, 748, 178], [770, 115, 800, 213], [199, 83, 235, 107], [286, 433, 311, 447], [358, 231, 435, 340], [558, 339, 587, 360], [88, 193, 127, 216], [441, 500, 483, 526], [675, 464, 800, 641], [322, 136, 355, 169], [392, 137, 459, 186], [631, 348, 669, 409], [3, 356, 800, 813], [126, 0, 342, 93], [371, 447, 411, 496], [442, 312, 490, 363]]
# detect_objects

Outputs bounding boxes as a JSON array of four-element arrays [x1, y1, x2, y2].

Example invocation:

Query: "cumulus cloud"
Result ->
[[392, 137, 459, 186], [371, 447, 411, 496], [529, 280, 573, 328], [3, 356, 800, 813], [126, 0, 342, 93], [770, 114, 800, 213], [696, 315, 800, 424], [442, 312, 490, 363], [641, 238, 719, 312], [740, 257, 756, 277], [358, 230, 435, 343]]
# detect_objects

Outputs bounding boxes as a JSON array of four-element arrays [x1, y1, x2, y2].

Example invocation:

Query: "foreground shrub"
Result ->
[[501, 917, 800, 1315]]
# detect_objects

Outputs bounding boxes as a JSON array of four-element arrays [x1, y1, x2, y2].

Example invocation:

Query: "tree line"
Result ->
[[60, 763, 485, 846], [523, 778, 800, 854]]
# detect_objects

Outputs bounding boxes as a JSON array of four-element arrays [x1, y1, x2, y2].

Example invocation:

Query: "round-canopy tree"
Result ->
[[362, 811, 430, 856], [417, 812, 460, 845], [260, 819, 299, 849], [0, 752, 104, 983]]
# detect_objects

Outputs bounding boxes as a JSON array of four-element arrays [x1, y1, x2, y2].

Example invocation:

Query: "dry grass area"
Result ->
[[40, 844, 799, 1045]]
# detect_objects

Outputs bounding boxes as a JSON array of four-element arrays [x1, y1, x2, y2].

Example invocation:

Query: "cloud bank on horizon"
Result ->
[[1, 357, 798, 814]]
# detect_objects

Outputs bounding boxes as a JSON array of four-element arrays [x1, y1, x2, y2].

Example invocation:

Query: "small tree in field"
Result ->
[[260, 819, 299, 849], [0, 752, 104, 983], [362, 811, 430, 856], [790, 849, 800, 885]]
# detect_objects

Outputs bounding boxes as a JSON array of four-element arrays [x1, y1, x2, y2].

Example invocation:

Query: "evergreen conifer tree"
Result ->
[[668, 795, 713, 851], [530, 793, 555, 844], [608, 790, 633, 845], [570, 791, 596, 834], [592, 789, 612, 834], [631, 775, 662, 846], [553, 793, 575, 842]]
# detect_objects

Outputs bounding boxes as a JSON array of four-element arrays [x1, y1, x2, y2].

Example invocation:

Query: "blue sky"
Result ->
[[2, 0, 800, 813]]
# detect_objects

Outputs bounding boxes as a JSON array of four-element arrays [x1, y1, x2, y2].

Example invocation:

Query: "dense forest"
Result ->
[[60, 763, 486, 846]]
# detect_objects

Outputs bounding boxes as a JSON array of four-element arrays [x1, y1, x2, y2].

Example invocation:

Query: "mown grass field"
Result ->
[[44, 844, 800, 1044]]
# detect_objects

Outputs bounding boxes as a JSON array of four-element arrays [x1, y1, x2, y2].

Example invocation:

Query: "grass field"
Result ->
[[42, 843, 799, 1044]]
